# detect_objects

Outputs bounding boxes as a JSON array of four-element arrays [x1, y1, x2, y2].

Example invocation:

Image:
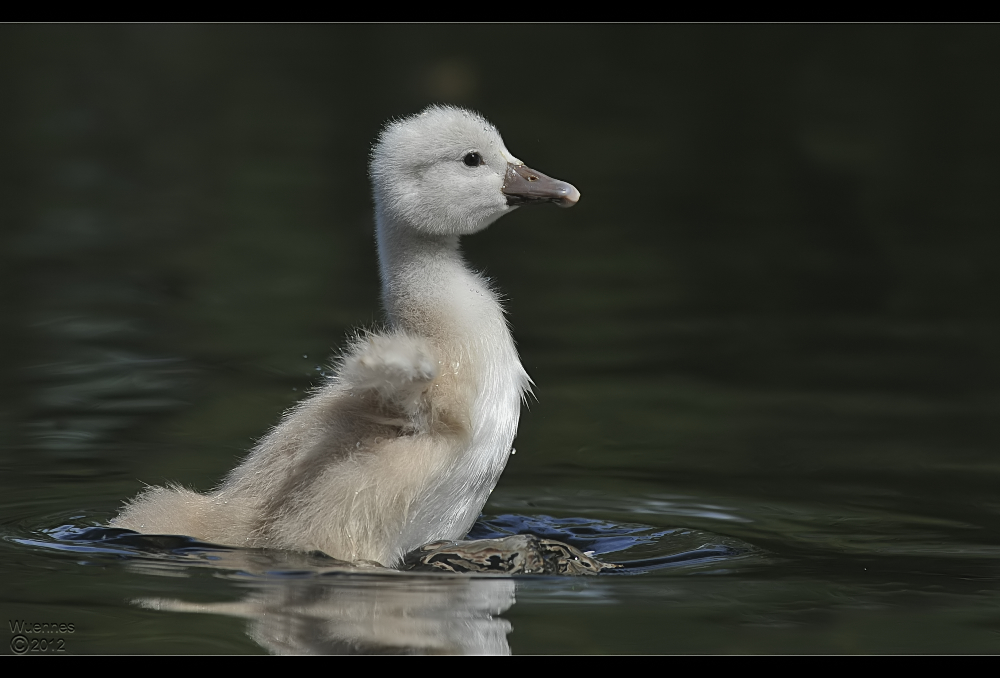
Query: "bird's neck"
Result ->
[[374, 213, 529, 544], [376, 216, 503, 343]]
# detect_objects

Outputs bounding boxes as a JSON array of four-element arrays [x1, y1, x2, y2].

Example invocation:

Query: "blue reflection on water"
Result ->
[[12, 513, 752, 576]]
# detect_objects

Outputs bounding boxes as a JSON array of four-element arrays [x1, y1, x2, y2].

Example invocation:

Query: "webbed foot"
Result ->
[[402, 535, 617, 575]]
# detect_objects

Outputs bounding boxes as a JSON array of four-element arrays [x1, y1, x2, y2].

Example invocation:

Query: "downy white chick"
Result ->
[[113, 105, 580, 567]]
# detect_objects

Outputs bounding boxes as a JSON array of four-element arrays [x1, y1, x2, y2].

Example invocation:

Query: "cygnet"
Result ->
[[113, 105, 580, 567]]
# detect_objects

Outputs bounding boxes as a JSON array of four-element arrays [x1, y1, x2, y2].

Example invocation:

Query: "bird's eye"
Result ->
[[463, 152, 482, 167]]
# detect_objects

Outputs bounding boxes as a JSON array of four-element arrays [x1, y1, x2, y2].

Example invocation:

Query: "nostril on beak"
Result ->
[[527, 175, 537, 182]]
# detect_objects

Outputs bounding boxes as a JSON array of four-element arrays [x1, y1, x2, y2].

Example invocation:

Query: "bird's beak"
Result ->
[[502, 163, 580, 208]]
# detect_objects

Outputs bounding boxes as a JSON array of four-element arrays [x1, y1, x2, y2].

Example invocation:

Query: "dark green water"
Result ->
[[2, 25, 1000, 654]]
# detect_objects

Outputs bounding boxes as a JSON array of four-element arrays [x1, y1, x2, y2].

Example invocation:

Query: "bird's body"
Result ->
[[113, 106, 579, 567]]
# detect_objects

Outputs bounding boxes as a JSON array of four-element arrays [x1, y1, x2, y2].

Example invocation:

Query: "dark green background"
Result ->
[[2, 25, 999, 654]]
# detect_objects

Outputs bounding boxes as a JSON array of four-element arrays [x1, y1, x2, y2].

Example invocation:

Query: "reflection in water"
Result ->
[[10, 514, 756, 654], [5, 25, 1000, 654], [16, 523, 516, 654], [139, 575, 516, 655]]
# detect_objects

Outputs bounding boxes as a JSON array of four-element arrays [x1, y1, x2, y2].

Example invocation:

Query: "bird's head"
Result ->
[[370, 105, 579, 237]]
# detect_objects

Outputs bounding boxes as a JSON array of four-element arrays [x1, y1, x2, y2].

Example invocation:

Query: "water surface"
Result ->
[[2, 25, 1000, 654]]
